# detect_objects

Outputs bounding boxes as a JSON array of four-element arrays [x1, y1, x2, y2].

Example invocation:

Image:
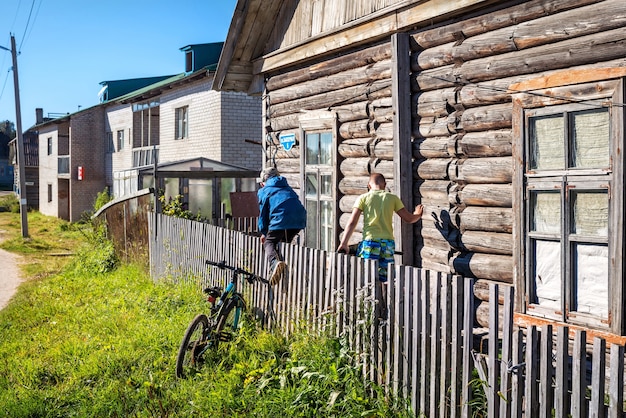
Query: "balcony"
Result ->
[[133, 146, 159, 168]]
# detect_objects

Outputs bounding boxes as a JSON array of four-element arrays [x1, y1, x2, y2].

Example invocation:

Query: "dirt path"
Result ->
[[0, 230, 22, 310]]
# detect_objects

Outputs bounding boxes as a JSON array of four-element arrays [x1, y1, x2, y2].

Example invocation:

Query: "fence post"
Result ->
[[571, 330, 587, 418], [488, 284, 501, 418], [461, 277, 474, 418], [589, 337, 606, 418]]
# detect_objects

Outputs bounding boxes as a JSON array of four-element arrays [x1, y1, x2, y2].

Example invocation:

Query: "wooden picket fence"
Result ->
[[149, 214, 626, 417]]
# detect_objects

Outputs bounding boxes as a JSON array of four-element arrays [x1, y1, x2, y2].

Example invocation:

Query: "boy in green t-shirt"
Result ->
[[337, 173, 423, 282]]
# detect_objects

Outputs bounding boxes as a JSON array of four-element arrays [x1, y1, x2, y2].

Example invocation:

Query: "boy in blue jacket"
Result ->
[[258, 167, 306, 285]]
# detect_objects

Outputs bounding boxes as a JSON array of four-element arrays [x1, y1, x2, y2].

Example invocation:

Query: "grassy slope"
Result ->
[[0, 208, 410, 417]]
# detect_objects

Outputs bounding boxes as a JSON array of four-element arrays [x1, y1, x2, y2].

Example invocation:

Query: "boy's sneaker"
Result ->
[[270, 261, 287, 286]]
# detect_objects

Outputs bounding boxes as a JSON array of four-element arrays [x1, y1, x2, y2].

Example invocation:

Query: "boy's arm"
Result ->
[[396, 204, 423, 224], [337, 207, 362, 253]]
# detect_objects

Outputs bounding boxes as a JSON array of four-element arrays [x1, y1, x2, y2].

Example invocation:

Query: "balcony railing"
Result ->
[[133, 146, 159, 168], [58, 156, 70, 175]]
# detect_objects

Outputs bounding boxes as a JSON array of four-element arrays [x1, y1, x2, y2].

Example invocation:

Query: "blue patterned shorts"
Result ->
[[357, 239, 395, 282]]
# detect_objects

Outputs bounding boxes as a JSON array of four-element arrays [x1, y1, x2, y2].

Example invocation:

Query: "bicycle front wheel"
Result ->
[[176, 314, 210, 378], [216, 297, 245, 343]]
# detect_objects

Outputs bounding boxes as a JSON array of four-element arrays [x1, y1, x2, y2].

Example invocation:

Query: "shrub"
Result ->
[[0, 193, 19, 213], [93, 188, 113, 212], [70, 224, 118, 274]]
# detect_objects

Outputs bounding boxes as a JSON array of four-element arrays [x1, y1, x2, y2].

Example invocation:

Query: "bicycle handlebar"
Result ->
[[205, 260, 269, 285]]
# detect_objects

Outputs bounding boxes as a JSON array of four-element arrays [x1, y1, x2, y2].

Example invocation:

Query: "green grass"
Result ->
[[0, 211, 410, 417]]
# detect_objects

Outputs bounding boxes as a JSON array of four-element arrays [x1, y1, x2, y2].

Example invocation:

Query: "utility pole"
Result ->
[[1, 35, 29, 237]]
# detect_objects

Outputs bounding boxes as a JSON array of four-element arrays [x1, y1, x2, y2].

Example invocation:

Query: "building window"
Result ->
[[47, 184, 52, 202], [117, 130, 124, 151], [515, 76, 624, 332], [175, 106, 188, 139], [185, 51, 193, 73], [304, 131, 335, 251], [106, 132, 114, 153], [47, 137, 52, 155]]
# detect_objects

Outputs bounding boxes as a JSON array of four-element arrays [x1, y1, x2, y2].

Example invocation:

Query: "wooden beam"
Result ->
[[514, 313, 626, 345], [392, 32, 413, 266], [510, 67, 626, 92]]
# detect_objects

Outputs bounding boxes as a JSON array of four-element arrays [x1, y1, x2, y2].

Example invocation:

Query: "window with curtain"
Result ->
[[523, 103, 615, 328], [304, 131, 334, 251]]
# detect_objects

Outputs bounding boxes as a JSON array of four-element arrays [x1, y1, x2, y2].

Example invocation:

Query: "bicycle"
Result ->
[[175, 260, 270, 378]]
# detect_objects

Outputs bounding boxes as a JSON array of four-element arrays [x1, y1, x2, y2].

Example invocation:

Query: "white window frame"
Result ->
[[117, 130, 125, 151], [175, 106, 188, 140], [299, 111, 338, 251]]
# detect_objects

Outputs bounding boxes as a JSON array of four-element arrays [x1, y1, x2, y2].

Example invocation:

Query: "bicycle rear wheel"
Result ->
[[216, 297, 245, 342], [176, 314, 210, 378]]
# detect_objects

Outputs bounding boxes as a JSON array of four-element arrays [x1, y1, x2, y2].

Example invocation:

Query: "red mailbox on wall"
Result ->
[[77, 166, 84, 181]]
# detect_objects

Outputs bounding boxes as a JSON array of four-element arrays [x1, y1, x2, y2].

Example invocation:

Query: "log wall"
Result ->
[[264, 40, 395, 232], [410, 0, 626, 282], [263, 0, 626, 284]]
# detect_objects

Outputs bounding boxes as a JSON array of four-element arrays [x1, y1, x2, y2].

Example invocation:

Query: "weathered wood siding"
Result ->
[[268, 0, 409, 51]]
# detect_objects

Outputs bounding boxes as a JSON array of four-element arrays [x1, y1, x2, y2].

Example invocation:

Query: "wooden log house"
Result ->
[[213, 0, 626, 335]]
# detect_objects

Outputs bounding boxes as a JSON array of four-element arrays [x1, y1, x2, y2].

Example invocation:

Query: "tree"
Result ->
[[0, 120, 16, 139]]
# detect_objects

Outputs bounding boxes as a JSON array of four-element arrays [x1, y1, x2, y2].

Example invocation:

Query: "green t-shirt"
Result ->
[[355, 190, 404, 241]]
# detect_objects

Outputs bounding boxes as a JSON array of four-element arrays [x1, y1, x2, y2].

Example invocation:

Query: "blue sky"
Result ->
[[0, 0, 237, 130]]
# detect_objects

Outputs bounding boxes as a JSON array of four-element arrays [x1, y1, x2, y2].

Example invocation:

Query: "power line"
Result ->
[[0, 68, 11, 102], [18, 0, 37, 52], [20, 0, 43, 52]]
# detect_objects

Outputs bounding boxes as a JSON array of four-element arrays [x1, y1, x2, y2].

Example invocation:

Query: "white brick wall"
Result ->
[[104, 72, 263, 201], [105, 103, 134, 192], [38, 126, 59, 218], [220, 91, 262, 170]]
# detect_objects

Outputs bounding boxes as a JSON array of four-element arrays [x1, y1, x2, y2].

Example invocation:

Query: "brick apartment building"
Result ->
[[35, 42, 261, 222]]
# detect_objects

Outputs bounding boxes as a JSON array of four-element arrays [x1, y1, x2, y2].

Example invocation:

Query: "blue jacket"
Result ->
[[257, 176, 306, 235]]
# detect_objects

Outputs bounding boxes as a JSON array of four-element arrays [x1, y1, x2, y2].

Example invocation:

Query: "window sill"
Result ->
[[514, 312, 626, 344]]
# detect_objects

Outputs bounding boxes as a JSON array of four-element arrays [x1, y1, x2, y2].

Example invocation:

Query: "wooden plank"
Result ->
[[571, 330, 587, 418], [499, 285, 514, 418], [412, 266, 423, 415], [449, 275, 463, 418], [609, 78, 625, 335], [384, 268, 392, 393], [608, 344, 624, 418], [347, 254, 355, 348], [525, 326, 540, 418], [590, 337, 607, 418], [514, 313, 626, 346], [439, 274, 452, 418], [461, 277, 474, 418], [392, 32, 413, 267], [510, 329, 524, 418], [391, 267, 402, 395], [555, 326, 569, 418], [488, 284, 501, 418], [420, 270, 431, 417], [370, 259, 383, 385], [429, 272, 442, 416], [402, 267, 412, 400], [539, 325, 554, 418]]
